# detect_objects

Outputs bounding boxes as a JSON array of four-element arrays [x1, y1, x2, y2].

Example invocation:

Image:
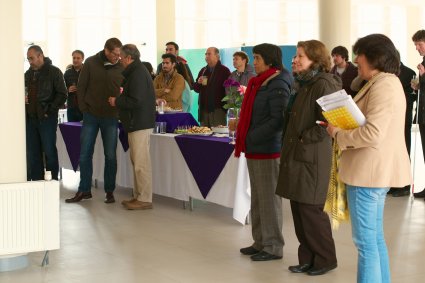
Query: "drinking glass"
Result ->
[[227, 108, 239, 144], [411, 75, 419, 94], [158, 100, 165, 114]]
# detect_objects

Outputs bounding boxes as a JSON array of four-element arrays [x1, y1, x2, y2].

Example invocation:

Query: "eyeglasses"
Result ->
[[108, 50, 121, 57]]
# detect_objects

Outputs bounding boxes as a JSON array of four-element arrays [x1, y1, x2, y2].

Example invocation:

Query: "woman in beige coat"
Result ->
[[327, 34, 411, 283]]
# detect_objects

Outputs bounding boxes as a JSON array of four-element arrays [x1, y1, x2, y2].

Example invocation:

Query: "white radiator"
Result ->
[[0, 181, 59, 256]]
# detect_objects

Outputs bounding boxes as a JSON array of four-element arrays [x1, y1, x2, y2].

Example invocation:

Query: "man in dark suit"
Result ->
[[388, 60, 416, 197], [411, 30, 425, 199], [109, 44, 156, 210]]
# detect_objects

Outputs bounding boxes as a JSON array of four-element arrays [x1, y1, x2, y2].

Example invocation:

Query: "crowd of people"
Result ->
[[24, 29, 425, 282]]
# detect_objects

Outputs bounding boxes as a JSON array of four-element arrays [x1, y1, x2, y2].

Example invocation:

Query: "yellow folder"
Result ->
[[322, 106, 360, 130]]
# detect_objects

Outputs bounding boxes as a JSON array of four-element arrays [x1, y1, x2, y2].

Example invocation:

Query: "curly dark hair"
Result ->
[[331, 46, 349, 61]]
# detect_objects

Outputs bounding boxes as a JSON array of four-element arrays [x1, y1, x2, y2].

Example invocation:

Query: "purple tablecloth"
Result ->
[[59, 112, 198, 171], [58, 122, 82, 172], [174, 135, 234, 198], [59, 122, 129, 171], [156, 112, 199, 133]]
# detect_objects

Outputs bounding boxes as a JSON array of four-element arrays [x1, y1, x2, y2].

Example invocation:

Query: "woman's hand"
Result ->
[[326, 124, 340, 139]]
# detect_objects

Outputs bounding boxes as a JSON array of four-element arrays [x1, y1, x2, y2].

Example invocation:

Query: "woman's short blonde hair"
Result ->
[[297, 40, 331, 72]]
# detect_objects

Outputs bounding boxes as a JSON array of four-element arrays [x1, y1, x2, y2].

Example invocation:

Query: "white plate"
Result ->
[[164, 109, 183, 113], [211, 126, 229, 134], [183, 132, 213, 136]]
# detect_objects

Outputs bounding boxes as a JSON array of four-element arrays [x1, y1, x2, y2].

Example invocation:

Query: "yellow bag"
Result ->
[[324, 141, 350, 229]]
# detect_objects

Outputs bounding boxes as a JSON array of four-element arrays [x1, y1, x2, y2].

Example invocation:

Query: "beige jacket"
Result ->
[[154, 70, 185, 109], [334, 72, 411, 188]]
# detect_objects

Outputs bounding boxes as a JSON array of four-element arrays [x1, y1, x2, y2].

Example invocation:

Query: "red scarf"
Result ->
[[234, 67, 279, 157]]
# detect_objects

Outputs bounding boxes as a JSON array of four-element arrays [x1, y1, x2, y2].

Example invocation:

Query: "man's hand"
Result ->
[[418, 63, 425, 76], [108, 96, 116, 107], [156, 98, 167, 106], [69, 85, 77, 93]]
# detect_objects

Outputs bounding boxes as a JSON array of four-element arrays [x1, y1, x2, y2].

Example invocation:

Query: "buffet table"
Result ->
[[57, 122, 250, 224]]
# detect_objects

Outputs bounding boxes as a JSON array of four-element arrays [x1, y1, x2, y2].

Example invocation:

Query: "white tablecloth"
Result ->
[[57, 131, 251, 224]]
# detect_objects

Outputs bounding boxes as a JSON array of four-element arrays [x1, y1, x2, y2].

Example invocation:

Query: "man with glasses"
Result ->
[[25, 45, 67, 181], [65, 38, 124, 204]]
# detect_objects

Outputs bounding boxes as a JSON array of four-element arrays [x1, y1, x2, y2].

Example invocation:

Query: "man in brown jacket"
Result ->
[[153, 54, 185, 109], [66, 38, 124, 204]]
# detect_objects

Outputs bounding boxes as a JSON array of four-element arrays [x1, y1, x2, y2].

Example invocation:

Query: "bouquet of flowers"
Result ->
[[222, 79, 247, 110]]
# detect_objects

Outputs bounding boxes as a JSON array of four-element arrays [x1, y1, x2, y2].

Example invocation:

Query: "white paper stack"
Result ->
[[316, 90, 366, 129]]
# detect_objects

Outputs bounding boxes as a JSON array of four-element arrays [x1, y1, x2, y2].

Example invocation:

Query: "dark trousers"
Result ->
[[419, 124, 425, 162], [67, 107, 83, 122], [290, 200, 337, 268], [26, 115, 59, 180], [405, 101, 414, 155]]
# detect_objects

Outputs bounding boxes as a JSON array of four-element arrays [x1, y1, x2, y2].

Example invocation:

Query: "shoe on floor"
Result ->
[[124, 200, 153, 210], [391, 187, 410, 197], [240, 246, 260, 255], [413, 189, 425, 198], [121, 198, 137, 206], [387, 188, 397, 195], [104, 192, 115, 204], [307, 263, 337, 276], [288, 263, 312, 273], [250, 251, 282, 261], [65, 192, 92, 203]]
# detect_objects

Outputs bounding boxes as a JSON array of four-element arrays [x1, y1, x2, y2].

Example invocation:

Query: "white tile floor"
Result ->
[[1, 130, 425, 283]]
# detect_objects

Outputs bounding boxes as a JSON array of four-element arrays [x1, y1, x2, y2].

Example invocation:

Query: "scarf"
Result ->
[[234, 67, 279, 157], [294, 69, 319, 86]]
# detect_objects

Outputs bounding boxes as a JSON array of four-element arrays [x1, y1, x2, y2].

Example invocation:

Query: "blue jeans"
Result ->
[[78, 112, 118, 193], [346, 185, 390, 283], [26, 115, 59, 180]]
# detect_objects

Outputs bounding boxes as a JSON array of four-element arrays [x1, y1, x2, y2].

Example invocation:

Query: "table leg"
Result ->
[[41, 250, 49, 267], [189, 196, 194, 211], [59, 167, 63, 180], [245, 211, 251, 225]]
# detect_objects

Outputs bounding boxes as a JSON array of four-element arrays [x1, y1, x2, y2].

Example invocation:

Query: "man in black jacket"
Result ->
[[65, 38, 123, 204], [64, 50, 84, 122], [109, 44, 156, 210], [25, 45, 67, 180], [411, 30, 425, 199], [388, 61, 416, 197]]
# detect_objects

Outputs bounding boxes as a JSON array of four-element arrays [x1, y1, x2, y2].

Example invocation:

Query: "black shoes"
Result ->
[[250, 251, 282, 261], [414, 189, 425, 198], [391, 187, 410, 197], [240, 246, 260, 256], [306, 263, 337, 276], [288, 264, 312, 273], [65, 192, 92, 203], [104, 192, 115, 203]]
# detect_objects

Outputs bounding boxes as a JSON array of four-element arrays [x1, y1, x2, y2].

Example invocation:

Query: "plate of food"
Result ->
[[184, 126, 213, 136], [164, 106, 183, 113], [211, 125, 229, 134]]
